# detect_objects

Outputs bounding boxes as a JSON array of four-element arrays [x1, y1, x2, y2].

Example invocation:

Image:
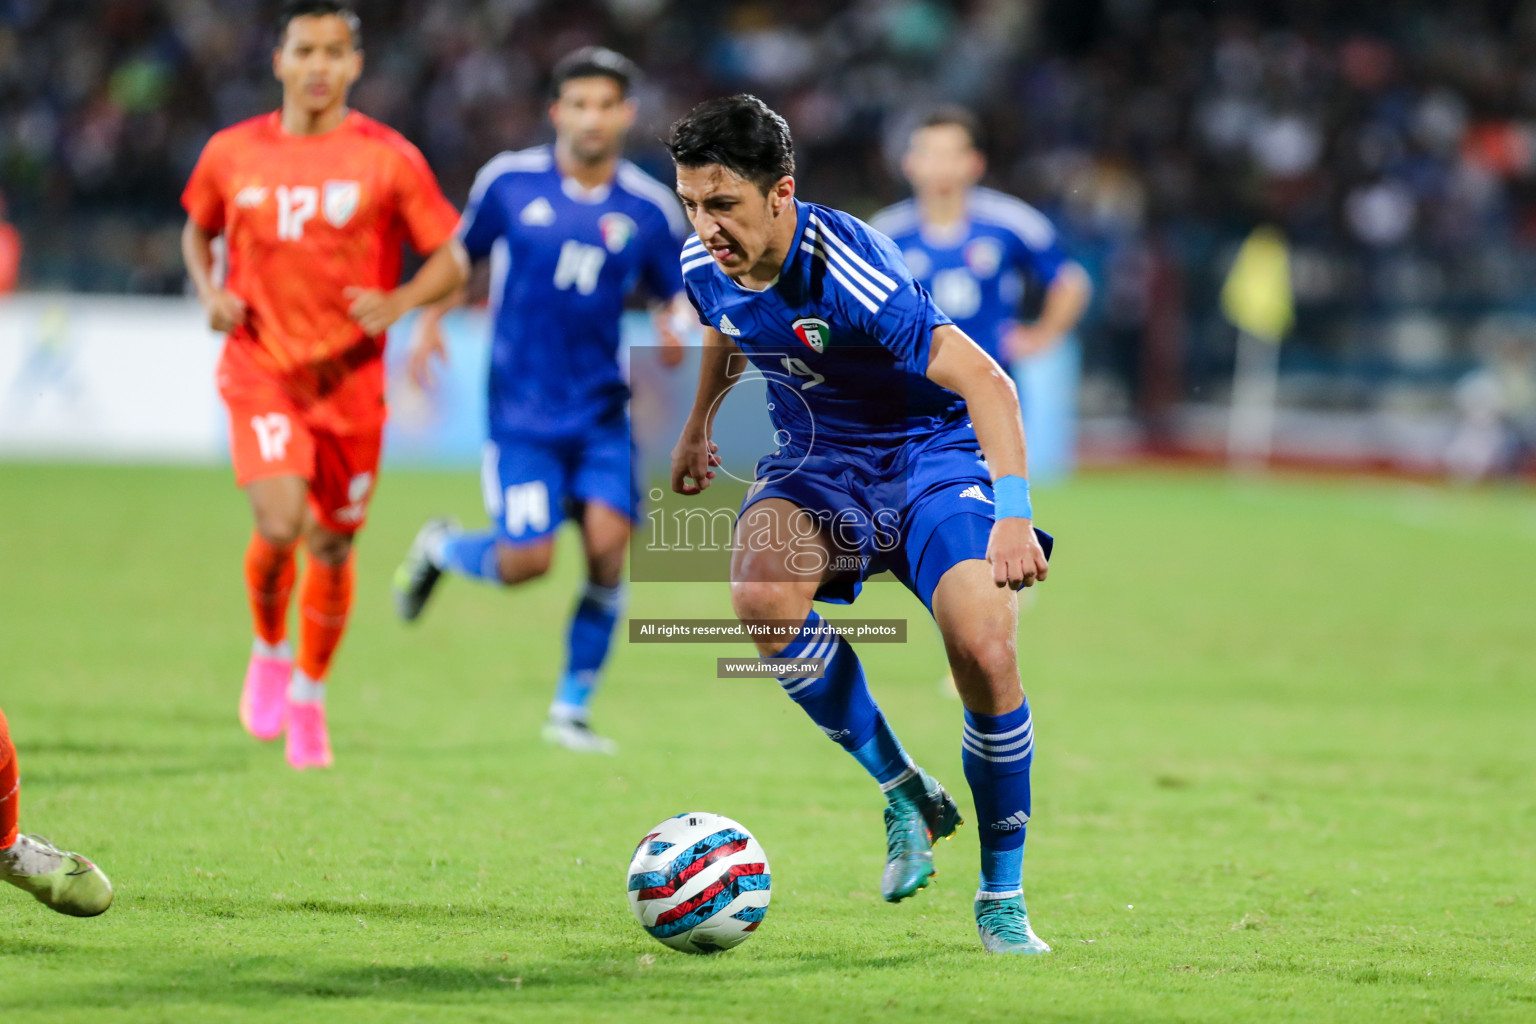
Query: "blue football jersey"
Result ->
[[869, 187, 1067, 363], [681, 200, 958, 452], [458, 145, 688, 440]]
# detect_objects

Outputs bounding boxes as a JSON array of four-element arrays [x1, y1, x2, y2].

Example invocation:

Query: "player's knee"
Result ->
[[307, 529, 353, 566], [730, 579, 799, 623], [496, 541, 553, 584], [253, 508, 303, 549], [948, 629, 1019, 690]]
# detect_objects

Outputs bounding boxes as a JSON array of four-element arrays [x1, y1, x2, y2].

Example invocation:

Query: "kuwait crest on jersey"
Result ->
[[599, 212, 636, 253], [791, 317, 830, 353], [322, 180, 360, 227], [963, 237, 1003, 278]]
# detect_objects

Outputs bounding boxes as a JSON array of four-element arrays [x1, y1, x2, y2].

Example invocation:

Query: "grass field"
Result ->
[[0, 463, 1532, 1022]]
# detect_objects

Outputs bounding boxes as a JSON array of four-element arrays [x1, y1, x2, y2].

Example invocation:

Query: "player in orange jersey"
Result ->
[[180, 1, 468, 769], [0, 705, 114, 916]]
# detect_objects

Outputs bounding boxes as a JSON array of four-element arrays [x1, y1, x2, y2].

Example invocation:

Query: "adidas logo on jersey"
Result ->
[[959, 484, 994, 504], [718, 315, 741, 336], [520, 197, 556, 226], [990, 811, 1030, 832], [235, 186, 269, 209]]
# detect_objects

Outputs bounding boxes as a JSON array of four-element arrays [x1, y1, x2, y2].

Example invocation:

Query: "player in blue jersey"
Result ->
[[666, 95, 1053, 954], [871, 107, 1090, 374], [392, 48, 691, 754]]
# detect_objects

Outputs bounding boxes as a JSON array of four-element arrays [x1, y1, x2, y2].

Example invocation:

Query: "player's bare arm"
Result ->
[[926, 323, 1049, 589], [180, 218, 246, 333], [670, 325, 734, 494], [347, 237, 469, 338], [1003, 261, 1091, 360]]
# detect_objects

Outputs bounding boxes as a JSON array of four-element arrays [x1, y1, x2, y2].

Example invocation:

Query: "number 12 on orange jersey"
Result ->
[[275, 186, 317, 240]]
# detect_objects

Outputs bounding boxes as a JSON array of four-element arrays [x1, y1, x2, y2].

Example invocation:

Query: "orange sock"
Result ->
[[297, 554, 354, 683], [245, 532, 297, 646], [1, 705, 18, 850]]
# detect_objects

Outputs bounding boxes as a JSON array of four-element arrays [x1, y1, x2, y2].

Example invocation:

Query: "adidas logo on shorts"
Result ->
[[959, 484, 994, 504]]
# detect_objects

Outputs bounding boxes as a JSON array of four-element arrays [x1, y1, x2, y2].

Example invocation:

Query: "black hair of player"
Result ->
[[276, 1, 361, 49], [917, 105, 984, 151], [666, 94, 796, 194], [549, 47, 639, 100]]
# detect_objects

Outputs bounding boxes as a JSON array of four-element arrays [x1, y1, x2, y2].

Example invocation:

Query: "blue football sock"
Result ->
[[962, 699, 1034, 895], [433, 530, 502, 584], [550, 581, 623, 718], [768, 610, 913, 787]]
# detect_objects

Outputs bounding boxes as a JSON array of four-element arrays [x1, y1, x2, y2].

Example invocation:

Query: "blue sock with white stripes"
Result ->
[[962, 699, 1034, 895], [551, 581, 624, 719], [768, 610, 913, 786], [431, 529, 502, 584]]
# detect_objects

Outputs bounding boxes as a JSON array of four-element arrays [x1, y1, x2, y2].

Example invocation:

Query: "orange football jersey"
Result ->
[[182, 111, 459, 375]]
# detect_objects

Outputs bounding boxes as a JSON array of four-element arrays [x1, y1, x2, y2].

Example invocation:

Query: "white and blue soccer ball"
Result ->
[[627, 812, 771, 954]]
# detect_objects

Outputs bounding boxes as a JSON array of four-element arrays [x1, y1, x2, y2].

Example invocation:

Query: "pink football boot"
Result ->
[[239, 645, 292, 741], [285, 701, 333, 770]]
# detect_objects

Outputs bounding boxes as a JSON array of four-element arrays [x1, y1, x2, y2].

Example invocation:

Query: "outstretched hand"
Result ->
[[407, 315, 449, 390]]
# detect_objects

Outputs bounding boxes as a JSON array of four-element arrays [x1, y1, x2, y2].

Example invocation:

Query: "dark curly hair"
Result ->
[[666, 94, 796, 193]]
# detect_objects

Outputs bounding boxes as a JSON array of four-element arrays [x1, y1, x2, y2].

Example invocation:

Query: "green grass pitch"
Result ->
[[0, 462, 1532, 1022]]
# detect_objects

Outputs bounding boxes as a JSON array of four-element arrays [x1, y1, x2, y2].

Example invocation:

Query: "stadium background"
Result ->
[[5, 0, 1536, 474], [1, 3, 1534, 1022]]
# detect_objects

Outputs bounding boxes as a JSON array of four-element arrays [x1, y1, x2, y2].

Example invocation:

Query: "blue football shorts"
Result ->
[[482, 417, 639, 545], [737, 420, 1051, 611]]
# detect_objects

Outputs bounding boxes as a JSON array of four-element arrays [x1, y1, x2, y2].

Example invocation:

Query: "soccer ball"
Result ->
[[627, 812, 771, 954]]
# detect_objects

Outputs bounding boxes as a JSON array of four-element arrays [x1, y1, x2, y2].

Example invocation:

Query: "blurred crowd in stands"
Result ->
[[4, 0, 1536, 462]]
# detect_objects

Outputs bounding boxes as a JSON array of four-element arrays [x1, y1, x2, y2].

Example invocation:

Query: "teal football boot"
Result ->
[[880, 770, 962, 902], [975, 894, 1050, 954], [915, 771, 962, 842]]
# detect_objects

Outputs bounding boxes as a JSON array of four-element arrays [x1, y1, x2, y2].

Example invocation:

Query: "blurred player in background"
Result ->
[[668, 95, 1053, 954], [181, 1, 467, 769], [0, 705, 113, 916], [874, 108, 1091, 696], [393, 48, 690, 755], [871, 107, 1090, 375], [1446, 318, 1536, 481]]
